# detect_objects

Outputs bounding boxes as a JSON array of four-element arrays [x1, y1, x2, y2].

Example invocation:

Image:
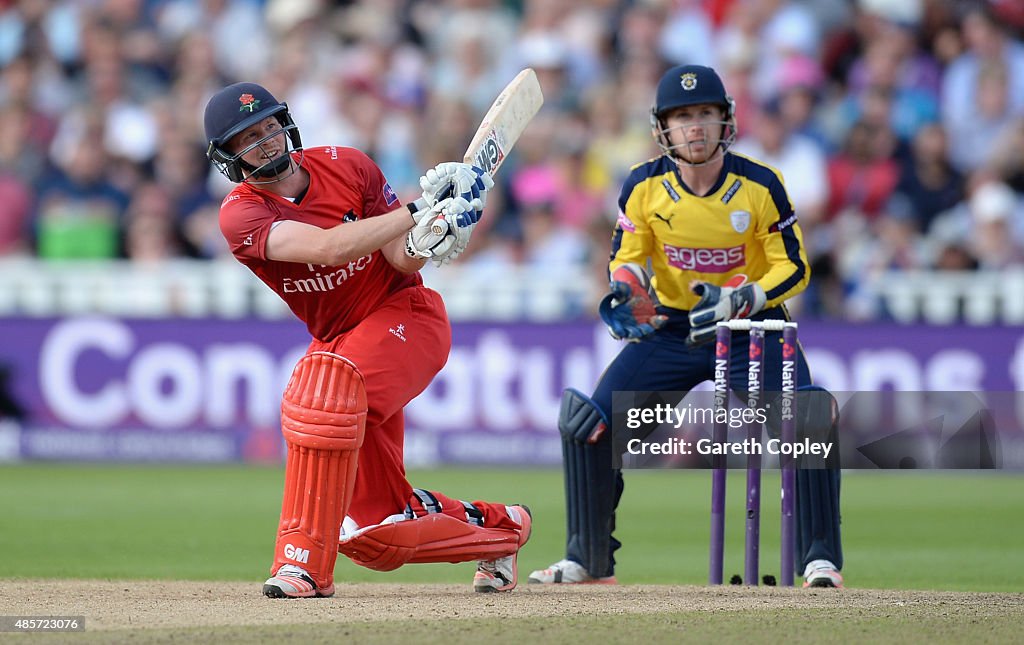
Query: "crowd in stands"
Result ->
[[1, 0, 1023, 319]]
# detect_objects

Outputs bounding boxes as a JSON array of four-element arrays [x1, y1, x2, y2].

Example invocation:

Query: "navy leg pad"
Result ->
[[559, 388, 617, 578]]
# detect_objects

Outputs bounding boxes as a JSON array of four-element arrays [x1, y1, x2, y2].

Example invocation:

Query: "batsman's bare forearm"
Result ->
[[265, 208, 414, 266]]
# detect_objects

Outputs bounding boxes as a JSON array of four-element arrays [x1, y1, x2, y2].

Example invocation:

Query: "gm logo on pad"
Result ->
[[284, 543, 310, 564]]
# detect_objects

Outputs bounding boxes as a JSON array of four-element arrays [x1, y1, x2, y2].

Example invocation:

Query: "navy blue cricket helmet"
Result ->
[[650, 65, 737, 164], [204, 82, 303, 183]]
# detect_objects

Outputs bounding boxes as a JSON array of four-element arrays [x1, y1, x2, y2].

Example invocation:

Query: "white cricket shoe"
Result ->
[[527, 558, 618, 585], [473, 505, 532, 593], [474, 554, 519, 593], [802, 559, 844, 588], [263, 564, 335, 598]]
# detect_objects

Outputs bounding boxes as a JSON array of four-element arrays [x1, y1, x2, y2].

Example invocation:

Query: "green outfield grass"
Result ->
[[1, 465, 1021, 592]]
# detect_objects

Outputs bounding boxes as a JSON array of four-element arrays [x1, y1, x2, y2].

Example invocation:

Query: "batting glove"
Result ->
[[405, 197, 461, 259], [431, 222, 477, 267], [409, 162, 493, 220]]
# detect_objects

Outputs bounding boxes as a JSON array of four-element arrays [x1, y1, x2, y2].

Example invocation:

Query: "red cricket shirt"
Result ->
[[219, 146, 420, 341]]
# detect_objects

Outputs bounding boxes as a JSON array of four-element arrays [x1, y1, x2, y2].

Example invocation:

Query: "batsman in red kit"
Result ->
[[204, 82, 531, 598]]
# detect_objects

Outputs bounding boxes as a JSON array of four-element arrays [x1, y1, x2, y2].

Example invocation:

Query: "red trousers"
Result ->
[[309, 286, 515, 532]]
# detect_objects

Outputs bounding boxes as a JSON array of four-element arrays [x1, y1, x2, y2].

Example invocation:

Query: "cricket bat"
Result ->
[[431, 68, 544, 234]]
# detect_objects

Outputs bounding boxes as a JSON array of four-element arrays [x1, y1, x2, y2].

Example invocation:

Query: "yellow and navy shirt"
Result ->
[[610, 151, 809, 312]]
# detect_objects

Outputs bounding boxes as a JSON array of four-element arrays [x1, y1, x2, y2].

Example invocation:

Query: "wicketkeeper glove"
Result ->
[[687, 277, 766, 346], [598, 264, 668, 341]]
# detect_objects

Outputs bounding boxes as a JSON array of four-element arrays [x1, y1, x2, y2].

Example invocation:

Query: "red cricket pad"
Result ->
[[272, 351, 366, 591], [338, 511, 528, 572]]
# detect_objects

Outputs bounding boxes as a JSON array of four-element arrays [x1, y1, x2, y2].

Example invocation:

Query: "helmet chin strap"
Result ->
[[253, 154, 292, 178], [243, 142, 304, 185]]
